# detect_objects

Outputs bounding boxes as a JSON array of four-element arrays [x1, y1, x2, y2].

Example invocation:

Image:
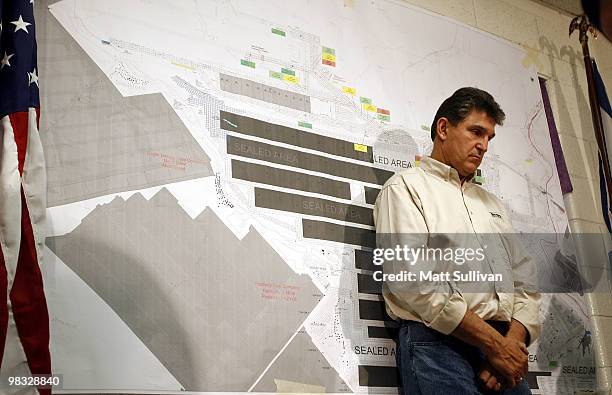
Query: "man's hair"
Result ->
[[430, 87, 506, 141]]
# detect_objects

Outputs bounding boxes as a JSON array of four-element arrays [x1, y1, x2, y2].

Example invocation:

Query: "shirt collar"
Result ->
[[420, 156, 475, 186]]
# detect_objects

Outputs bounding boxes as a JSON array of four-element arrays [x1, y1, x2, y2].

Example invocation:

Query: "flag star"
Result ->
[[1, 52, 14, 70], [28, 68, 39, 87], [11, 15, 32, 33]]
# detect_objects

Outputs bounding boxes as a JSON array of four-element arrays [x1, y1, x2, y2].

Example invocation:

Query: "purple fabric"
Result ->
[[539, 77, 573, 194]]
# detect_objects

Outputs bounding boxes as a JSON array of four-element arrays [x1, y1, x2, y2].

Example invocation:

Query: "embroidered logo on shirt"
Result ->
[[490, 212, 502, 219]]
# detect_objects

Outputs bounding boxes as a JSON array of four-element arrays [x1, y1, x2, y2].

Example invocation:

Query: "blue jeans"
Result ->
[[396, 320, 532, 395]]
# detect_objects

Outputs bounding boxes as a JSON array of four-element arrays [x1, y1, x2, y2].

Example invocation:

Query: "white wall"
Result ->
[[399, 0, 612, 391]]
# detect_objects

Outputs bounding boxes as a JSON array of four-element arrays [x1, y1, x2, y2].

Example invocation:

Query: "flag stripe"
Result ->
[[0, 116, 23, 292], [10, 188, 51, 392], [0, 115, 36, 393], [22, 109, 47, 264], [2, 303, 35, 394], [594, 62, 612, 117], [12, 108, 50, 388], [594, 61, 612, 232], [600, 157, 611, 232], [0, 110, 50, 393], [8, 112, 29, 176], [0, 247, 8, 366]]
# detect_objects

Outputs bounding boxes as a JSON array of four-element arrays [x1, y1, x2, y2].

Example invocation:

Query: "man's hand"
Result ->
[[479, 319, 530, 390], [478, 362, 503, 392], [452, 311, 529, 388], [484, 336, 528, 388], [506, 318, 529, 345]]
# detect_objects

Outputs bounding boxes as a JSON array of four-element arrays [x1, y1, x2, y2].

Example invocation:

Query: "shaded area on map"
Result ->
[[47, 188, 319, 390], [37, 5, 212, 206]]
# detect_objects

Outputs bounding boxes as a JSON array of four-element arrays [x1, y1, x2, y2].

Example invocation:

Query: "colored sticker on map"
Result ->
[[353, 144, 368, 153]]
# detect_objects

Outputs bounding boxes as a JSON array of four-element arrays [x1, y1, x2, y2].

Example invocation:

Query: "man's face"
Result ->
[[441, 110, 496, 177]]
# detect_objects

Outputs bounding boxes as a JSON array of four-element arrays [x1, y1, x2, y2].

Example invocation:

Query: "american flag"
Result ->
[[0, 0, 51, 393]]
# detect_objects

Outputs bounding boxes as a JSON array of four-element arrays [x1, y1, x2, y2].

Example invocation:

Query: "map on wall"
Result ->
[[37, 0, 595, 393]]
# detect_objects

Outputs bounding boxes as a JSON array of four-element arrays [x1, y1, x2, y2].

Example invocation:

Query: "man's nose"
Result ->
[[476, 137, 489, 153]]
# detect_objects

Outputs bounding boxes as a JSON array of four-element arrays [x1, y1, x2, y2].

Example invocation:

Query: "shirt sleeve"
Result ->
[[506, 233, 541, 346], [496, 204, 542, 346], [374, 181, 468, 335]]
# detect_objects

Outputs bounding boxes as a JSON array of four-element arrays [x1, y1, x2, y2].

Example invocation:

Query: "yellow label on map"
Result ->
[[362, 103, 377, 112], [342, 86, 356, 96], [283, 74, 299, 84], [353, 143, 368, 153], [322, 53, 336, 62], [171, 62, 195, 71]]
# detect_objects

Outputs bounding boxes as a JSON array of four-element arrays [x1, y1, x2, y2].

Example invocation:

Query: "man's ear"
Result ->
[[436, 117, 449, 141]]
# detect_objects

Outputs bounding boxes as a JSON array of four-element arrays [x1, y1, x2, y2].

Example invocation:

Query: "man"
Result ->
[[373, 87, 540, 394]]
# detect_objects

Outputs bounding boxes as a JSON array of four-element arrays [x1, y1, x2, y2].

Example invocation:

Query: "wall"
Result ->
[[398, 0, 612, 391]]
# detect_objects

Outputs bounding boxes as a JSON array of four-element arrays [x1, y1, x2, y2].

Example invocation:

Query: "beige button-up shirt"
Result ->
[[373, 156, 541, 345]]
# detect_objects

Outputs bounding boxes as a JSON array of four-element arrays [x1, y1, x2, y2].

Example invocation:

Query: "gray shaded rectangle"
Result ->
[[220, 73, 311, 112], [355, 250, 376, 271], [269, 86, 281, 106], [242, 79, 254, 97], [302, 219, 375, 248], [304, 96, 311, 112], [252, 82, 264, 101], [280, 90, 292, 107], [290, 91, 302, 111], [262, 85, 273, 104], [364, 187, 381, 205], [232, 160, 351, 200], [358, 365, 398, 387], [219, 73, 234, 93], [227, 136, 392, 186], [221, 111, 373, 162], [38, 11, 214, 207], [367, 326, 398, 339], [255, 188, 373, 226], [357, 273, 381, 295], [358, 299, 392, 321]]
